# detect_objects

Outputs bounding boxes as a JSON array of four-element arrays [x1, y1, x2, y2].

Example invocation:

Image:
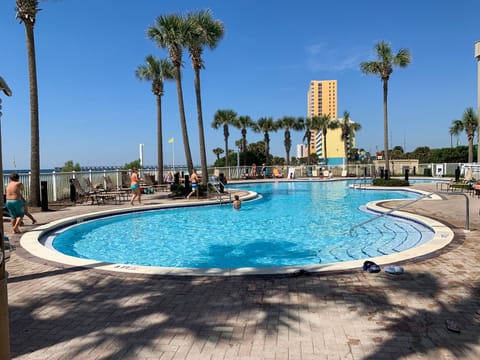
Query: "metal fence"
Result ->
[[3, 162, 475, 204]]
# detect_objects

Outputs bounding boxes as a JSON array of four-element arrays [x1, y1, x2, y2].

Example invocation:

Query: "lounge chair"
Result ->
[[472, 180, 480, 197], [272, 168, 283, 178], [463, 168, 473, 184], [121, 172, 131, 189], [143, 174, 168, 192], [81, 178, 118, 204], [104, 175, 130, 202], [70, 178, 96, 204], [287, 168, 295, 179]]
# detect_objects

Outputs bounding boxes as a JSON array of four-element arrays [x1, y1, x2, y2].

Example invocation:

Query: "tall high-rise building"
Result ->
[[307, 80, 338, 120], [307, 80, 354, 165], [296, 144, 307, 159]]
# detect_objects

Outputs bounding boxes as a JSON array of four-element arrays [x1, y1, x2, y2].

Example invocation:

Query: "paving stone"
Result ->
[[5, 183, 480, 359]]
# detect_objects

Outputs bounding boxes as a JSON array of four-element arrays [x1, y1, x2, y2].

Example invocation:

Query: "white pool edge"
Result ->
[[19, 188, 455, 276]]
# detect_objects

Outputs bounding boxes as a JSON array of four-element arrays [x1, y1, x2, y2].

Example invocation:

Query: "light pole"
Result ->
[[0, 75, 12, 360], [139, 143, 144, 168], [476, 41, 480, 163]]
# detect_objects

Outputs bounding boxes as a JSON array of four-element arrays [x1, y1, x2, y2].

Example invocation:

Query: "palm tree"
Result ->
[[360, 41, 411, 176], [301, 117, 320, 165], [450, 107, 478, 163], [16, 0, 41, 206], [330, 111, 361, 167], [135, 56, 174, 184], [449, 122, 462, 147], [185, 10, 224, 184], [253, 117, 277, 165], [316, 114, 334, 165], [390, 145, 405, 160], [233, 115, 254, 165], [234, 139, 243, 151], [276, 116, 303, 165], [212, 109, 237, 167], [212, 147, 224, 160], [148, 14, 194, 173]]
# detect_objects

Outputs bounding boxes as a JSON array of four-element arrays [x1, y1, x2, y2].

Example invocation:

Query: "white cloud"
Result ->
[[305, 43, 371, 72]]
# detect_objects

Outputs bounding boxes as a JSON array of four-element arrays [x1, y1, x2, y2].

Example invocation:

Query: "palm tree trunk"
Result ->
[[344, 136, 349, 169], [174, 66, 194, 173], [323, 130, 328, 166], [285, 129, 291, 165], [193, 68, 208, 185], [468, 133, 474, 163], [224, 125, 229, 168], [242, 130, 247, 167], [25, 22, 41, 207], [264, 133, 270, 164], [306, 131, 311, 166], [383, 80, 390, 176], [156, 95, 164, 184]]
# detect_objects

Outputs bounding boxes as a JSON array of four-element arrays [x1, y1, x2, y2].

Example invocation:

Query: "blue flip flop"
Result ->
[[362, 261, 375, 271], [362, 261, 381, 273], [384, 266, 404, 275]]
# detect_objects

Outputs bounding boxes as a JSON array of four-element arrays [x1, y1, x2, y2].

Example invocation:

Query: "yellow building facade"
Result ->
[[306, 80, 354, 165], [307, 80, 339, 164]]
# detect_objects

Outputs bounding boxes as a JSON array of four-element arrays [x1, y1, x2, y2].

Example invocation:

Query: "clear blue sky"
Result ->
[[0, 0, 479, 169]]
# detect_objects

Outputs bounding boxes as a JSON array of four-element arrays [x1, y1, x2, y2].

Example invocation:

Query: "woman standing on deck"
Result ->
[[130, 169, 142, 205]]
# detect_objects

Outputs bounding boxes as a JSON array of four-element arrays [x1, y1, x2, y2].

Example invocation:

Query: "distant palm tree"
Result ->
[[449, 123, 461, 147], [212, 109, 237, 167], [233, 115, 255, 165], [450, 107, 478, 163], [330, 111, 361, 167], [148, 14, 194, 173], [234, 139, 243, 151], [135, 55, 174, 184], [301, 117, 320, 165], [360, 41, 411, 176], [185, 10, 224, 184], [253, 117, 277, 165], [16, 0, 41, 206], [212, 147, 224, 160], [390, 146, 405, 160], [276, 116, 303, 165]]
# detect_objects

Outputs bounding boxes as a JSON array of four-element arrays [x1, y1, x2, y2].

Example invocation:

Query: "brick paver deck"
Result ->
[[4, 182, 480, 359]]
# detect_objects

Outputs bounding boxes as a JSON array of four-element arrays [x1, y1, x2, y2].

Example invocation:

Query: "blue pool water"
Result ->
[[50, 181, 434, 269]]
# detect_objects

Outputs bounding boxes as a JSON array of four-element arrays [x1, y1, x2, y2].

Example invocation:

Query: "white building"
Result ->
[[296, 144, 307, 159]]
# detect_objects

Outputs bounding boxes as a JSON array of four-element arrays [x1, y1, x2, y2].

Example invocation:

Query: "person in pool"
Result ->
[[187, 169, 199, 199], [129, 168, 142, 205], [6, 173, 25, 233], [233, 195, 241, 210]]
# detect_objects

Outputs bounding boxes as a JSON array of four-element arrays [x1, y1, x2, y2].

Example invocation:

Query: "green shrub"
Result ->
[[372, 178, 410, 187], [168, 184, 186, 197]]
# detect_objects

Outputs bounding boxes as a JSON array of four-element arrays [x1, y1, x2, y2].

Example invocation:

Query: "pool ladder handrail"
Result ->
[[349, 191, 470, 234], [207, 181, 232, 204], [351, 176, 371, 189]]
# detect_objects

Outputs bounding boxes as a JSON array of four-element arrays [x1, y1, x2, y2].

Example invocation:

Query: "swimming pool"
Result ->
[[46, 181, 439, 270]]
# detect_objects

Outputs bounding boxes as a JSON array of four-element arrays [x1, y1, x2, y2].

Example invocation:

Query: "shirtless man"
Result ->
[[5, 173, 25, 233], [187, 169, 199, 199]]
